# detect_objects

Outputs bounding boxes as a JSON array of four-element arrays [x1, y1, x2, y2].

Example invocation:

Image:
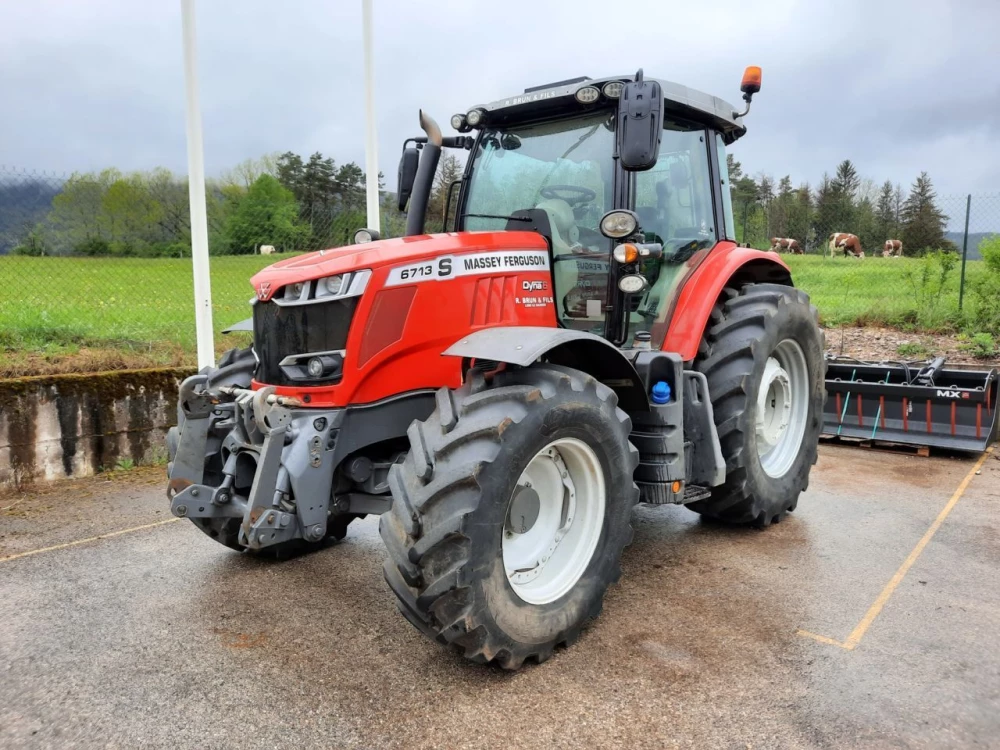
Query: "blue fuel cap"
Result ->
[[651, 381, 671, 404]]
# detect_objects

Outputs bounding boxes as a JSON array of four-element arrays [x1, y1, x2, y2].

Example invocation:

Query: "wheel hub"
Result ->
[[755, 339, 810, 479], [502, 438, 605, 605], [757, 357, 792, 449]]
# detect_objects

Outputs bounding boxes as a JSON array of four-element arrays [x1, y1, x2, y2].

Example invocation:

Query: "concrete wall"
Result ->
[[0, 368, 194, 490]]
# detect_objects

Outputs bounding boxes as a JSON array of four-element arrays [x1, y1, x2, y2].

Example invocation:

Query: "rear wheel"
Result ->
[[689, 284, 825, 527], [380, 365, 638, 669]]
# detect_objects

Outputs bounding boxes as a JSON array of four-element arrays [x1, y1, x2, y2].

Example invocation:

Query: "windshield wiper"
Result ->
[[460, 213, 532, 223], [538, 123, 601, 191]]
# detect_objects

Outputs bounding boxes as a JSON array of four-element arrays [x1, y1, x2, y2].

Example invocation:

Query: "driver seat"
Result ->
[[534, 198, 579, 252]]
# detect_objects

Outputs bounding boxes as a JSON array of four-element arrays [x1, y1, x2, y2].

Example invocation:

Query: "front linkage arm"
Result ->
[[167, 378, 335, 551]]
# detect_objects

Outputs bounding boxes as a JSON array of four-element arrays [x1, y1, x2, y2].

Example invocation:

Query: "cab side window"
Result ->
[[634, 126, 714, 247]]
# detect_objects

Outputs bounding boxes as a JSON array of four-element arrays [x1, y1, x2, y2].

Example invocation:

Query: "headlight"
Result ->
[[324, 275, 345, 295], [451, 113, 467, 131], [618, 274, 648, 294], [306, 357, 324, 378], [600, 210, 639, 239], [284, 281, 305, 300]]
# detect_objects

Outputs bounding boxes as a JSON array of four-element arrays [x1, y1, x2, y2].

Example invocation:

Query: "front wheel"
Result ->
[[380, 365, 638, 669], [689, 284, 825, 527]]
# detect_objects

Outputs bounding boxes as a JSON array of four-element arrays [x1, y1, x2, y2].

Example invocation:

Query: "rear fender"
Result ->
[[662, 245, 793, 361], [444, 326, 650, 412]]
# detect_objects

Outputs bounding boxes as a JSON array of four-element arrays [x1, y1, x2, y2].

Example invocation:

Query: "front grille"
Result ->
[[252, 297, 358, 385]]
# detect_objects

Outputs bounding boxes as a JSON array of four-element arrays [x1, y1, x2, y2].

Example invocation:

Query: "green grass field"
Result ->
[[784, 253, 984, 326], [0, 252, 986, 376]]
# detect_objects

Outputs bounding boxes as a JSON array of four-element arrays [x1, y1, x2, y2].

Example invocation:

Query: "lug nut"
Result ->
[[176, 505, 187, 516], [191, 488, 199, 497], [267, 513, 276, 525]]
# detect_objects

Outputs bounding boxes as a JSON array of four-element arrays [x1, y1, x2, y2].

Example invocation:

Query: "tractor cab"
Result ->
[[396, 68, 761, 347]]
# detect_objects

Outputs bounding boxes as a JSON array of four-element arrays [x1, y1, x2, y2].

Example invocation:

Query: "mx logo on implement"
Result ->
[[936, 389, 968, 399]]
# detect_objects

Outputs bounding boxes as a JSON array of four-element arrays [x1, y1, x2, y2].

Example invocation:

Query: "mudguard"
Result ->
[[661, 243, 793, 361], [444, 326, 650, 412]]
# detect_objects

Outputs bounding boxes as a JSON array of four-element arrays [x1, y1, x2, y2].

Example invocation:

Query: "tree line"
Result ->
[[729, 157, 956, 256], [0, 151, 961, 258], [3, 153, 403, 257]]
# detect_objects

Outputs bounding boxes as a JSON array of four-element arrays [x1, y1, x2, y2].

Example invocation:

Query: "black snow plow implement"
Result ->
[[823, 357, 998, 453]]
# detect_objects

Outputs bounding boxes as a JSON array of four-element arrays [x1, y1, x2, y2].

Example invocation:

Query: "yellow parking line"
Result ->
[[798, 446, 993, 651], [0, 517, 181, 563]]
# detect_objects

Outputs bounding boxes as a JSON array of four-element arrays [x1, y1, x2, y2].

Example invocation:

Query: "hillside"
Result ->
[[0, 179, 61, 255], [944, 231, 997, 260]]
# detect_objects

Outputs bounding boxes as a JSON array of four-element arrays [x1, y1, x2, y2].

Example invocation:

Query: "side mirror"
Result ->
[[396, 147, 420, 211], [617, 69, 662, 171]]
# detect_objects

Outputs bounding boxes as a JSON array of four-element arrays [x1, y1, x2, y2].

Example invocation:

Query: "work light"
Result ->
[[602, 81, 623, 98], [618, 274, 648, 294], [466, 108, 485, 127], [600, 210, 638, 239]]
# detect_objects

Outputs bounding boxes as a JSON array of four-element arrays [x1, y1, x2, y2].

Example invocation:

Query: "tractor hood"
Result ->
[[249, 230, 549, 302]]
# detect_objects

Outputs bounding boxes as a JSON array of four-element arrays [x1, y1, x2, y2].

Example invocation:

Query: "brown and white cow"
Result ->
[[769, 237, 803, 254], [829, 232, 864, 259], [883, 239, 903, 258]]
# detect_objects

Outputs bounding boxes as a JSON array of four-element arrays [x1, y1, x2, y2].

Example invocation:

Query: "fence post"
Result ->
[[959, 193, 971, 310], [361, 0, 381, 233], [180, 0, 215, 369]]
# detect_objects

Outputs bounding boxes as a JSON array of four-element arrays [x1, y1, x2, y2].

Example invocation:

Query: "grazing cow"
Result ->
[[883, 239, 903, 258], [769, 237, 803, 254], [259, 244, 276, 255], [828, 232, 864, 259]]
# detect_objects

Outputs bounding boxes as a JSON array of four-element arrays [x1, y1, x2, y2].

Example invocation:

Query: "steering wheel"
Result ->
[[539, 185, 596, 206]]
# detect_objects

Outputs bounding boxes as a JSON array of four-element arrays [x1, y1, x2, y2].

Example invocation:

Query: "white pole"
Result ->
[[361, 0, 380, 232], [180, 0, 215, 369]]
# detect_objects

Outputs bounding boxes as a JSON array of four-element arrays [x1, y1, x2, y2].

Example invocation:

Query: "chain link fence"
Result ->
[[1, 163, 999, 376]]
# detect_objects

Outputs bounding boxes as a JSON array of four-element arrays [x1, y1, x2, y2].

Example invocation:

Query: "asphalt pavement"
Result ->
[[1, 445, 998, 749]]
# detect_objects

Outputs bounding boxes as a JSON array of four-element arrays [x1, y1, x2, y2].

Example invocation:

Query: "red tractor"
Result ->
[[167, 67, 825, 669]]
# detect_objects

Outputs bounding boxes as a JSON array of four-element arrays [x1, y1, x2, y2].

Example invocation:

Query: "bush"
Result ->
[[958, 333, 996, 359], [964, 235, 1000, 337], [905, 250, 958, 330]]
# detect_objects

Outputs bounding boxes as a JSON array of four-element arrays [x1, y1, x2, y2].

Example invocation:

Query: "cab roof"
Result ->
[[470, 74, 747, 144]]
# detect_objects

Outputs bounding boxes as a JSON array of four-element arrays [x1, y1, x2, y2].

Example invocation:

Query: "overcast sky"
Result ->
[[2, 0, 999, 207]]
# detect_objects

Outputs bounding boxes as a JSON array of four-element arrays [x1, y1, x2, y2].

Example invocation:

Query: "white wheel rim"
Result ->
[[756, 338, 810, 478], [502, 438, 605, 605]]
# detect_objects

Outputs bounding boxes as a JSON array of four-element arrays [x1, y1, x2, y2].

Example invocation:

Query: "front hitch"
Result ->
[[168, 380, 340, 552]]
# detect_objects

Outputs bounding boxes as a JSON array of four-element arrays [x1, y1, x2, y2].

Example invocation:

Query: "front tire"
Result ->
[[689, 284, 825, 527], [380, 365, 638, 669]]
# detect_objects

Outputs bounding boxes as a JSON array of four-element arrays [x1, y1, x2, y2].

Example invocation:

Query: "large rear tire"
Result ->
[[380, 365, 638, 669], [688, 284, 825, 527]]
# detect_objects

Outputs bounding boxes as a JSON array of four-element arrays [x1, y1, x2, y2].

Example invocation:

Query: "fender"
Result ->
[[444, 326, 650, 412], [662, 243, 793, 361]]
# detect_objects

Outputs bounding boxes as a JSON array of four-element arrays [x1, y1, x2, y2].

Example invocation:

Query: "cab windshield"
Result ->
[[462, 113, 717, 339]]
